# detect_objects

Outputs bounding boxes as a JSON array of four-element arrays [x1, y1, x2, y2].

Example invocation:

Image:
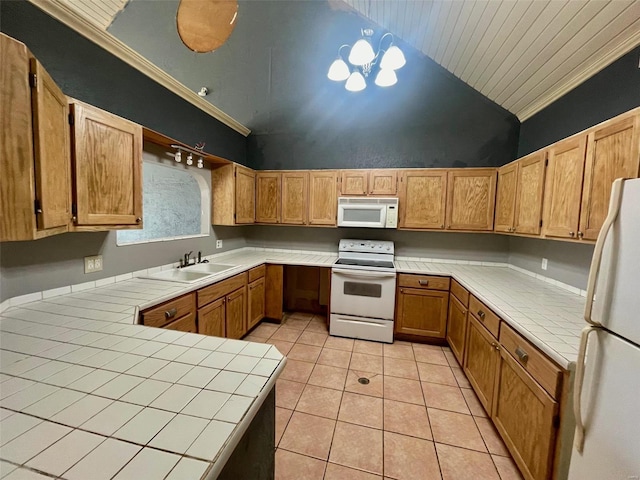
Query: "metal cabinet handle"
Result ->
[[477, 310, 486, 320], [164, 308, 177, 319], [418, 280, 429, 286], [578, 231, 584, 238], [490, 342, 500, 351], [136, 217, 142, 223], [515, 346, 528, 364], [569, 231, 575, 237], [440, 224, 444, 228]]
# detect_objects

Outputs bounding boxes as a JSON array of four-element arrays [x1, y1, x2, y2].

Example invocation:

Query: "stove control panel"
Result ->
[[339, 239, 394, 254]]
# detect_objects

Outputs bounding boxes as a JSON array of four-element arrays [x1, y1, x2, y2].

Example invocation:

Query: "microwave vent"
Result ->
[[338, 197, 398, 205]]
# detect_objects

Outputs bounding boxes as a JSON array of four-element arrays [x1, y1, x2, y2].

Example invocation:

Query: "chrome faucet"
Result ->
[[179, 251, 208, 268]]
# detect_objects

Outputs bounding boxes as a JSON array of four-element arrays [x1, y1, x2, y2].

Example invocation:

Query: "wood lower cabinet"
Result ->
[[255, 172, 281, 223], [248, 277, 266, 330], [70, 102, 143, 229], [446, 294, 468, 366], [265, 264, 284, 322], [398, 170, 447, 229], [281, 171, 308, 225], [463, 315, 500, 414], [225, 287, 247, 340], [514, 151, 547, 235], [495, 163, 518, 233], [492, 347, 558, 480], [164, 312, 197, 332], [1, 34, 71, 241], [395, 287, 449, 338], [308, 170, 337, 226], [579, 114, 640, 240], [212, 163, 256, 225], [446, 168, 497, 231], [368, 169, 397, 195], [198, 298, 225, 337]]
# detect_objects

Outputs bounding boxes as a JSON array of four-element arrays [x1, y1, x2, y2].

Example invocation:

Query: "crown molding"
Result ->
[[516, 27, 640, 122], [28, 0, 251, 137]]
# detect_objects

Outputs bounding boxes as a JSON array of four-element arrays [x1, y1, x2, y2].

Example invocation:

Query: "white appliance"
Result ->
[[568, 178, 640, 479], [330, 239, 396, 343], [337, 197, 398, 228]]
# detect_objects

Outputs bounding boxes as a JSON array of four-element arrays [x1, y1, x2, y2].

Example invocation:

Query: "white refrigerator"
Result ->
[[568, 178, 640, 479]]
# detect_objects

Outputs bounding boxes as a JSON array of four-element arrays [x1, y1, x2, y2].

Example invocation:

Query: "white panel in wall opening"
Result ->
[[117, 149, 210, 245]]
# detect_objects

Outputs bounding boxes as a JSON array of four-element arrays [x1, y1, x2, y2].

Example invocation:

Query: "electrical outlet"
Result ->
[[216, 240, 223, 249], [541, 258, 548, 271], [84, 255, 103, 273]]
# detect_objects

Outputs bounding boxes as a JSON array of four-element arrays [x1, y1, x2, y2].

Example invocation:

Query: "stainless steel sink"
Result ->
[[143, 269, 213, 284], [184, 263, 237, 274]]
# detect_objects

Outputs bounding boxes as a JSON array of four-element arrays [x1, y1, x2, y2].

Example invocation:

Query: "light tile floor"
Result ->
[[246, 312, 525, 480]]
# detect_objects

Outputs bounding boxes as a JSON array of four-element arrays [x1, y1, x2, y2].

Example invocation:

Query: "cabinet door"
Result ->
[[446, 169, 497, 231], [398, 170, 447, 229], [71, 103, 142, 227], [255, 172, 281, 223], [368, 169, 397, 195], [198, 297, 225, 337], [494, 163, 518, 233], [446, 295, 468, 366], [340, 170, 367, 196], [395, 287, 449, 338], [463, 315, 499, 414], [580, 115, 640, 240], [542, 136, 587, 239], [226, 287, 247, 339], [308, 170, 337, 226], [514, 151, 547, 235], [492, 348, 558, 480], [248, 277, 266, 330], [281, 171, 308, 225], [265, 264, 284, 321], [30, 59, 71, 231], [235, 165, 255, 224]]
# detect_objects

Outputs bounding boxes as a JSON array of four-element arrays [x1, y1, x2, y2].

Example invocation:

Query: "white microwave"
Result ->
[[337, 197, 398, 228]]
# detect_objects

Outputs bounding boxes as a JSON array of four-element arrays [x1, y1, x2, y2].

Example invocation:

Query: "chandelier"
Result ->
[[327, 29, 406, 92]]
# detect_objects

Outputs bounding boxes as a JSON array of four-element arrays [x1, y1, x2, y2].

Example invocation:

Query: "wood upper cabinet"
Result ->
[[446, 169, 497, 231], [463, 315, 500, 414], [492, 347, 558, 480], [368, 169, 397, 195], [494, 163, 518, 233], [255, 172, 281, 223], [1, 34, 71, 241], [398, 170, 447, 229], [340, 170, 368, 196], [70, 102, 142, 228], [514, 151, 547, 235], [225, 286, 247, 340], [542, 135, 587, 239], [308, 170, 338, 226], [198, 297, 225, 337], [446, 294, 468, 366], [248, 277, 266, 330], [212, 163, 255, 225], [281, 171, 308, 225], [395, 287, 449, 338], [579, 114, 640, 240]]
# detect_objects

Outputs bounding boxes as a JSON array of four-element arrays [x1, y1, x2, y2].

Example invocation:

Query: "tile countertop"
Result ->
[[0, 248, 585, 477]]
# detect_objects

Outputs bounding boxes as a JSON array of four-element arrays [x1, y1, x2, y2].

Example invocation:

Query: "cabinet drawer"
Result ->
[[197, 272, 247, 308], [500, 323, 562, 399], [450, 279, 469, 307], [164, 312, 196, 333], [141, 293, 196, 328], [397, 274, 450, 291], [469, 295, 500, 339], [248, 264, 266, 283]]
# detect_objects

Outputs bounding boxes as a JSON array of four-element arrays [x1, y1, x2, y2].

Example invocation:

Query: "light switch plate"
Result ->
[[541, 258, 548, 271], [85, 255, 103, 273], [216, 240, 223, 249]]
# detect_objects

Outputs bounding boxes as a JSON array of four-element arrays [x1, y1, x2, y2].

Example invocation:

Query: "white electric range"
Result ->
[[330, 239, 396, 343]]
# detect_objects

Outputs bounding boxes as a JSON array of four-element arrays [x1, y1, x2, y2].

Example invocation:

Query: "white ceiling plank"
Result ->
[[403, 1, 426, 47], [507, 0, 637, 113], [441, 0, 486, 68], [415, 1, 435, 53], [465, 0, 532, 88], [425, 0, 454, 60], [420, 0, 443, 59], [433, 0, 465, 64]]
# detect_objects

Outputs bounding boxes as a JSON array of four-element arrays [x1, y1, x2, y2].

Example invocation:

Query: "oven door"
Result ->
[[330, 268, 396, 320], [337, 204, 387, 228]]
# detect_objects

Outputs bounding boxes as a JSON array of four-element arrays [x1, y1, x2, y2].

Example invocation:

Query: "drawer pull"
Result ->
[[515, 346, 529, 364], [418, 280, 429, 286], [490, 342, 500, 351], [164, 308, 178, 319], [477, 310, 486, 320]]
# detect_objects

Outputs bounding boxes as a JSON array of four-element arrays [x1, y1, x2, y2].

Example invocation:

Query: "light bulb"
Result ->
[[380, 45, 406, 70], [327, 58, 350, 81], [186, 153, 193, 165], [348, 38, 375, 66], [375, 68, 397, 87], [345, 71, 366, 92], [197, 157, 204, 169], [175, 149, 182, 162]]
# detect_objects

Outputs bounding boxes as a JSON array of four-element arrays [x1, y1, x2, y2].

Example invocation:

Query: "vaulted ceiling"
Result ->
[[32, 0, 640, 132]]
